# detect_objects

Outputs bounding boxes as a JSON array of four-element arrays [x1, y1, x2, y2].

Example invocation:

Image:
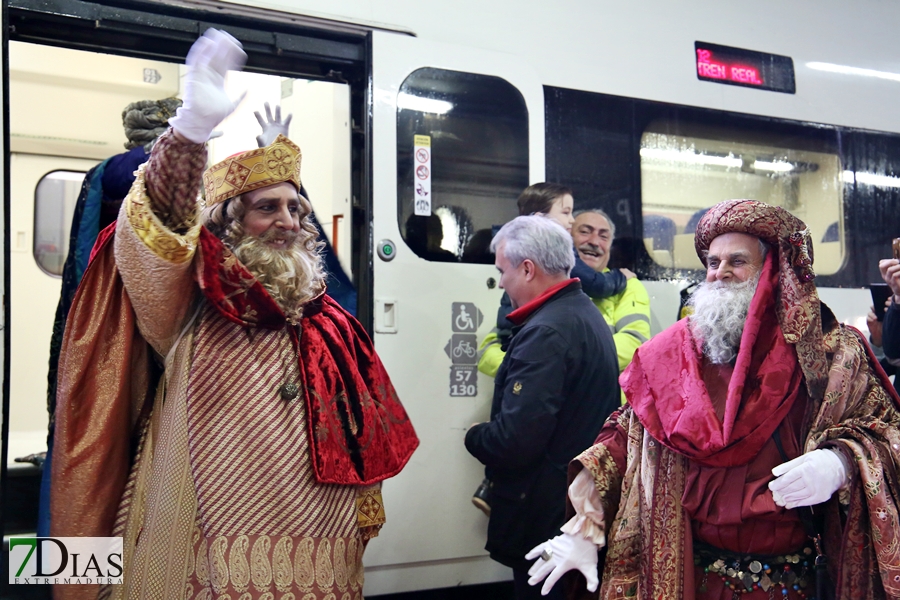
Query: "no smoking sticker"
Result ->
[[413, 135, 432, 216]]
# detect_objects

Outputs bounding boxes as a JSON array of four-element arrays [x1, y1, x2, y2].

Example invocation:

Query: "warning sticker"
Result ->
[[413, 135, 432, 216]]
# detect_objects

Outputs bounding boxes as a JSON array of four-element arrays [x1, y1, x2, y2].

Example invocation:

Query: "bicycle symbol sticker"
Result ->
[[445, 334, 478, 365]]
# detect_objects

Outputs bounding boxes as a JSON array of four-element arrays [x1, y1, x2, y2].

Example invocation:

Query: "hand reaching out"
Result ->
[[255, 102, 293, 148]]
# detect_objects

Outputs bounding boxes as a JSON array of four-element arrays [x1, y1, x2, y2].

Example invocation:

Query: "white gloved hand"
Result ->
[[525, 533, 600, 596], [169, 29, 248, 144], [254, 102, 293, 148], [768, 449, 849, 510]]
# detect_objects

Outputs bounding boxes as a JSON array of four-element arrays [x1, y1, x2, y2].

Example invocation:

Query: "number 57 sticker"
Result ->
[[450, 365, 477, 397]]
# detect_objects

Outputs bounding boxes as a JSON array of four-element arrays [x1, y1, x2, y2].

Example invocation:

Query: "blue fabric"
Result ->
[[37, 441, 52, 537], [73, 160, 108, 282], [101, 146, 149, 201], [308, 202, 357, 317]]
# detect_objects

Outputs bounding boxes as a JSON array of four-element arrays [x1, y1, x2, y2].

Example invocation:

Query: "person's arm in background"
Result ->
[[879, 258, 900, 359], [572, 251, 631, 300], [478, 292, 513, 377], [609, 278, 651, 372]]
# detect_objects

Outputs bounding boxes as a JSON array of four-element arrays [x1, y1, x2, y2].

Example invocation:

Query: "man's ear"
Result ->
[[522, 259, 537, 281]]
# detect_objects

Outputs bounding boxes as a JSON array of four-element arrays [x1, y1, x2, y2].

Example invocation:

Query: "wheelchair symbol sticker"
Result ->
[[451, 302, 483, 333]]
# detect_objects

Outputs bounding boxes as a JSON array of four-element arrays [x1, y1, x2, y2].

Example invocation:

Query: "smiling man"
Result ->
[[465, 215, 619, 600], [50, 30, 417, 600], [571, 209, 650, 374]]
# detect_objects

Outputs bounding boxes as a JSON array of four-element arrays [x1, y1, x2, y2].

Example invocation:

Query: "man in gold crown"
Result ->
[[50, 29, 418, 600]]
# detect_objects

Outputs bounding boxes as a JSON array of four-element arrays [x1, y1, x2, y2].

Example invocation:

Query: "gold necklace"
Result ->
[[279, 326, 301, 401]]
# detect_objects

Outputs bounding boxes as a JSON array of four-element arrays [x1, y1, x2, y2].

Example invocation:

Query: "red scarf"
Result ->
[[195, 228, 418, 484], [623, 253, 803, 467]]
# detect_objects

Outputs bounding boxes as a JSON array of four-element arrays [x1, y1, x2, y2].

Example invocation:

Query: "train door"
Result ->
[[363, 31, 544, 593]]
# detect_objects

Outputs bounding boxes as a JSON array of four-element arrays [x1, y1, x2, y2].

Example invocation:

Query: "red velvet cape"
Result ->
[[623, 253, 803, 467]]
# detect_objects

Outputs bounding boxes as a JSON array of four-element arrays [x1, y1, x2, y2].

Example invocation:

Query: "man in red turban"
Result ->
[[528, 199, 900, 599]]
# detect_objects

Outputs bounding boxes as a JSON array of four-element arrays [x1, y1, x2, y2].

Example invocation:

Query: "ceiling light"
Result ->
[[843, 170, 900, 188], [397, 93, 453, 114], [807, 62, 900, 83], [640, 148, 741, 168]]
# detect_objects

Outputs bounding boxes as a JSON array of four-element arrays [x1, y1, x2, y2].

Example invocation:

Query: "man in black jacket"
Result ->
[[465, 215, 620, 600]]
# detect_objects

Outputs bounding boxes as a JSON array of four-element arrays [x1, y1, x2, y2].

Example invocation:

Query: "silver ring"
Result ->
[[540, 549, 552, 562]]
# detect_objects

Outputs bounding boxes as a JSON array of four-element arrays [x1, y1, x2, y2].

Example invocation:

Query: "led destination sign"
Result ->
[[695, 42, 795, 94]]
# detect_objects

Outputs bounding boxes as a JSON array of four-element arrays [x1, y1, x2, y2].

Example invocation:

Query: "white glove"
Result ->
[[169, 29, 248, 144], [525, 532, 599, 596], [768, 449, 849, 510], [255, 102, 293, 148]]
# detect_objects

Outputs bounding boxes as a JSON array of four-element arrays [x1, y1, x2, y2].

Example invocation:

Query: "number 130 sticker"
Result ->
[[450, 366, 477, 397]]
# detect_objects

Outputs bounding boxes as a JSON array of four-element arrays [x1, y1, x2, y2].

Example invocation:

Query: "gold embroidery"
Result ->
[[196, 536, 211, 587], [315, 539, 335, 591], [185, 582, 194, 599], [356, 487, 386, 531], [258, 593, 274, 600], [238, 594, 252, 600], [512, 381, 523, 395], [187, 526, 199, 581], [196, 590, 213, 600], [302, 594, 316, 600], [251, 535, 274, 591], [125, 164, 201, 264], [273, 536, 294, 592], [293, 538, 315, 591], [333, 538, 348, 591], [229, 535, 251, 593], [354, 540, 365, 590], [341, 593, 351, 600], [215, 595, 233, 600], [345, 539, 361, 592], [281, 594, 297, 600], [210, 536, 230, 595]]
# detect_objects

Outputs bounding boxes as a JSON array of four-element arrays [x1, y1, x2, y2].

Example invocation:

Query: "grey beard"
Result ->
[[687, 273, 761, 364], [230, 231, 326, 320]]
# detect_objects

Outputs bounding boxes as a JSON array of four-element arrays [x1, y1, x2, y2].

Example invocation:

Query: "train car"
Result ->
[[4, 0, 900, 597]]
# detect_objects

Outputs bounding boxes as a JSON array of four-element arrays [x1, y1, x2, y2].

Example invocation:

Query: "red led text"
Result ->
[[697, 49, 763, 86]]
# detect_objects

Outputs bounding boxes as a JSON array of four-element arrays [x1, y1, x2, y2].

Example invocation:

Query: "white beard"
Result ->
[[688, 273, 761, 365]]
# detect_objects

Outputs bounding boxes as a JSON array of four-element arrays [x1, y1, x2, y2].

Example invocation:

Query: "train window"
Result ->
[[397, 68, 529, 263], [640, 122, 844, 275], [33, 170, 86, 277]]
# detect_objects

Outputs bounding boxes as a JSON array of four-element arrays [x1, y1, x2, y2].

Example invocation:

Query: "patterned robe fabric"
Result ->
[[51, 131, 416, 600], [570, 321, 900, 600], [564, 200, 900, 599]]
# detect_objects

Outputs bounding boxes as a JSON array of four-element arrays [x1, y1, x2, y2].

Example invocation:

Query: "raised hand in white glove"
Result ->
[[255, 102, 293, 148], [768, 449, 849, 510], [525, 532, 600, 596], [169, 28, 248, 144]]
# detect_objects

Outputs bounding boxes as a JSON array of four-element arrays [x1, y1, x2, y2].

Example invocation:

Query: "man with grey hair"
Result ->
[[465, 215, 620, 600]]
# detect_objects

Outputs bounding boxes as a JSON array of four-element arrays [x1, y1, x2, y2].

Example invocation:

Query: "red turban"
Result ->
[[693, 199, 828, 400]]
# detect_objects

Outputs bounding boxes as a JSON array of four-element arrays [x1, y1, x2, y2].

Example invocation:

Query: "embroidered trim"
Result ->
[[356, 486, 386, 540], [125, 163, 201, 264]]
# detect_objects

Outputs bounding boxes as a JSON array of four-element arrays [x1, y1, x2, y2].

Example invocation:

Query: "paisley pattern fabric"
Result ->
[[184, 531, 364, 599], [562, 200, 900, 599]]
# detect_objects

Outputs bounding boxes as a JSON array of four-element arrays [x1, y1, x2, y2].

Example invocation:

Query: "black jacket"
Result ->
[[465, 280, 620, 570]]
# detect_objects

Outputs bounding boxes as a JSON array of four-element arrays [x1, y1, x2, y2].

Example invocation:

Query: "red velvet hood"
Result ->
[[623, 253, 804, 467]]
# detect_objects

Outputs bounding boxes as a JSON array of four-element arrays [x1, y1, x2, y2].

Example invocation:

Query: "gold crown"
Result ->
[[203, 134, 302, 207]]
